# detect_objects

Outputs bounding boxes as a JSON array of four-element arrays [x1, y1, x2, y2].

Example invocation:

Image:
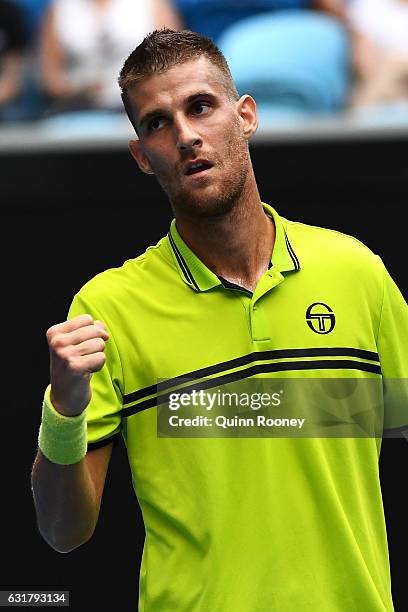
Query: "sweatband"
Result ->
[[38, 385, 88, 465]]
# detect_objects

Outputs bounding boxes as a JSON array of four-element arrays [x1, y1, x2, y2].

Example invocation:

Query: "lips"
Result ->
[[184, 159, 214, 176]]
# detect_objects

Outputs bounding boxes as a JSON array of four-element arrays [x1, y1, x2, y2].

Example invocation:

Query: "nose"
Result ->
[[175, 115, 202, 152]]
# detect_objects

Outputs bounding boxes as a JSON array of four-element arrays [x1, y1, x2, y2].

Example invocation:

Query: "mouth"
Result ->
[[184, 159, 214, 176]]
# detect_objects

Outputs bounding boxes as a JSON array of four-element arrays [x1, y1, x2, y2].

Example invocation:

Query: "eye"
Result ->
[[148, 116, 166, 132], [193, 102, 211, 115]]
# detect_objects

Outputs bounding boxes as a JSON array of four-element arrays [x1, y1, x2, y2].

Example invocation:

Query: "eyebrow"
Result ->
[[138, 91, 217, 131], [139, 107, 169, 131]]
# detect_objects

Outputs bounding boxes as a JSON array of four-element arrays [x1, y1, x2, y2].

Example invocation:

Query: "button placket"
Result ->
[[250, 271, 285, 341]]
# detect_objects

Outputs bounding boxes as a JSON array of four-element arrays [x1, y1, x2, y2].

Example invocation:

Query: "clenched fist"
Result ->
[[46, 314, 109, 417]]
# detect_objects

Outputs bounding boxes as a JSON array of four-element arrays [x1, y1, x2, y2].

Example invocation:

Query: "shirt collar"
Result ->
[[167, 202, 301, 292]]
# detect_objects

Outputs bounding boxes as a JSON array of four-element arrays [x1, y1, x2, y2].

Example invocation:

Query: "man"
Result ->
[[31, 29, 407, 611]]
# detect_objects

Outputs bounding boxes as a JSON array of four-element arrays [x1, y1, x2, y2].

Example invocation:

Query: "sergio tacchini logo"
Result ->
[[306, 302, 336, 334]]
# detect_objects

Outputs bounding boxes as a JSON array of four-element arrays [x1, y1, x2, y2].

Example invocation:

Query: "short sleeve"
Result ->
[[65, 291, 123, 450], [376, 258, 408, 434]]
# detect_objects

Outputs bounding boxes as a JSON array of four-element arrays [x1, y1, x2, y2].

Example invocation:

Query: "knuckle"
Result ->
[[46, 324, 61, 341], [97, 352, 107, 366], [89, 338, 104, 352], [49, 334, 65, 350], [80, 314, 93, 324], [66, 354, 81, 373]]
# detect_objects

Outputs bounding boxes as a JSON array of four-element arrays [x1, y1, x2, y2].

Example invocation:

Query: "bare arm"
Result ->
[[350, 30, 378, 81], [39, 6, 78, 98], [0, 52, 24, 106], [315, 0, 379, 80], [31, 443, 113, 553], [31, 314, 112, 553]]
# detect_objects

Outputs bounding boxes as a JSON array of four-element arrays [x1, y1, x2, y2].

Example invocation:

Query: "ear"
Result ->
[[236, 95, 258, 140], [128, 140, 155, 175]]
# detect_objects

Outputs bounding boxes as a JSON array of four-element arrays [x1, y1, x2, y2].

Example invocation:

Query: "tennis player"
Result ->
[[31, 29, 408, 612]]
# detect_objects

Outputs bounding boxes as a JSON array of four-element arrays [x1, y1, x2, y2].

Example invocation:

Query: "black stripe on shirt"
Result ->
[[122, 358, 381, 418], [168, 231, 200, 291], [123, 347, 380, 406], [87, 431, 121, 451], [284, 230, 300, 270]]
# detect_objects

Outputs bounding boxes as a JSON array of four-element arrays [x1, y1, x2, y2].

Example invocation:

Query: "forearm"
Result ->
[[0, 54, 23, 105], [0, 76, 19, 105], [41, 64, 79, 98], [31, 449, 97, 553], [40, 6, 78, 99]]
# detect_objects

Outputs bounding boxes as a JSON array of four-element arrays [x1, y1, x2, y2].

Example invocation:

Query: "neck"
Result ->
[[174, 169, 275, 293]]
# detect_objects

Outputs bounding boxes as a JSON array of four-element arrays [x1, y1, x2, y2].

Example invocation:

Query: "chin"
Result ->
[[179, 195, 236, 219], [173, 181, 244, 219]]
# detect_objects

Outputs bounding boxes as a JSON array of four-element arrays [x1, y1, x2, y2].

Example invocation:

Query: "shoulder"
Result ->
[[284, 216, 383, 277], [73, 236, 171, 306]]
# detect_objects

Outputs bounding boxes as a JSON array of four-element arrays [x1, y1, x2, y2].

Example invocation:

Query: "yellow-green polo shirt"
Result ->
[[46, 202, 408, 611]]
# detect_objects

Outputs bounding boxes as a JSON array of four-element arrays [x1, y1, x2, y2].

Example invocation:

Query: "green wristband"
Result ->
[[38, 385, 88, 465]]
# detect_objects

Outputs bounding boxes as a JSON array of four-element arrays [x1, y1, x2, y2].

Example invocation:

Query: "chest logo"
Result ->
[[306, 302, 336, 334]]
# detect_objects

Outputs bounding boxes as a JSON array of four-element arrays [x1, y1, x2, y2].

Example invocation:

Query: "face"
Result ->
[[127, 56, 258, 219]]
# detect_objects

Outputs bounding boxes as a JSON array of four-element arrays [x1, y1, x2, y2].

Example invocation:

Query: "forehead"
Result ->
[[127, 56, 229, 119]]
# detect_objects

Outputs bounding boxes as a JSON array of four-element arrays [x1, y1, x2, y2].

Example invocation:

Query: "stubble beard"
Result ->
[[165, 131, 251, 220]]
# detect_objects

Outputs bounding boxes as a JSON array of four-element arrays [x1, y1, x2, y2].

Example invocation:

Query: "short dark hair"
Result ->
[[119, 29, 239, 130]]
